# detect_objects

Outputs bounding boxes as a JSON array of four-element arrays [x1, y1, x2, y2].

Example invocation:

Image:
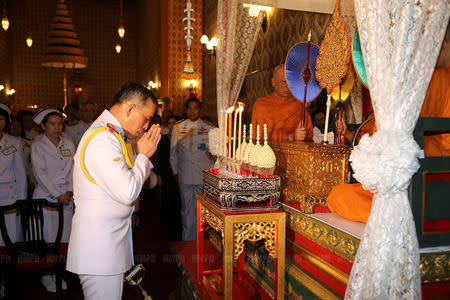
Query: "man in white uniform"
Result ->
[[65, 101, 97, 148], [66, 82, 161, 300], [170, 97, 214, 241]]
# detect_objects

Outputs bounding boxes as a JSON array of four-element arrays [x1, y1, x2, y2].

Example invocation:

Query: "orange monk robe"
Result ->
[[327, 66, 450, 223], [327, 114, 377, 223], [420, 64, 450, 157], [251, 93, 313, 142]]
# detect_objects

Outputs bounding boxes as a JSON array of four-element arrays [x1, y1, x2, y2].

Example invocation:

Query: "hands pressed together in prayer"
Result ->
[[137, 124, 161, 158]]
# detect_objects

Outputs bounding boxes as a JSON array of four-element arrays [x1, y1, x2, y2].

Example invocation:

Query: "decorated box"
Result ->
[[271, 142, 352, 213], [202, 168, 281, 210]]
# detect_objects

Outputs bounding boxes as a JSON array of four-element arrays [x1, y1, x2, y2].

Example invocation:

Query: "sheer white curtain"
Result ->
[[216, 1, 265, 115], [346, 1, 449, 299]]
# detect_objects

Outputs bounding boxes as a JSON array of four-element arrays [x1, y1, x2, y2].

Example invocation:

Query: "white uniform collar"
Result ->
[[186, 119, 200, 126], [42, 133, 65, 149], [100, 110, 125, 138]]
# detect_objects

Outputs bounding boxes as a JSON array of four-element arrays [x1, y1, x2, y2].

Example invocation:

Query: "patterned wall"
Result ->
[[164, 0, 202, 117], [201, 4, 360, 124], [8, 0, 137, 111], [136, 0, 161, 96], [201, 0, 217, 121], [0, 0, 13, 106]]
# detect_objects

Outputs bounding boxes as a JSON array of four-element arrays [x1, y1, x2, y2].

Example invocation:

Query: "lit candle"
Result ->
[[237, 106, 243, 160], [232, 107, 238, 159], [227, 107, 234, 157]]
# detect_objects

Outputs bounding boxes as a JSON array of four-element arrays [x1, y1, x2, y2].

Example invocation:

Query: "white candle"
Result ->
[[237, 106, 243, 160], [242, 124, 246, 159], [219, 110, 223, 156], [227, 107, 234, 157], [232, 108, 238, 159], [323, 94, 331, 143]]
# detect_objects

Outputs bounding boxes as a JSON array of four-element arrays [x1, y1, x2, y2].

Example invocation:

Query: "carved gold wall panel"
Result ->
[[420, 252, 450, 284], [284, 204, 359, 263]]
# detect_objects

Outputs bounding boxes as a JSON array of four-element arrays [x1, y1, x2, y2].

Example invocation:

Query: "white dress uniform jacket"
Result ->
[[169, 119, 214, 185], [65, 121, 92, 149], [31, 134, 75, 242], [0, 133, 27, 245], [67, 110, 152, 275]]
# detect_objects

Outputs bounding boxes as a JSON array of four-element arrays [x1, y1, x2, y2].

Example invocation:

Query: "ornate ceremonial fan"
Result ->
[[315, 0, 351, 144], [352, 28, 369, 88], [286, 42, 322, 103], [331, 63, 355, 101], [285, 40, 322, 126]]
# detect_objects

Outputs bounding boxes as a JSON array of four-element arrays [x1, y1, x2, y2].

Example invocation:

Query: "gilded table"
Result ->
[[196, 194, 286, 300]]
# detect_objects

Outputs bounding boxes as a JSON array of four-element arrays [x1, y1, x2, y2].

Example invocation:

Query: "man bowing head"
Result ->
[[67, 82, 161, 300]]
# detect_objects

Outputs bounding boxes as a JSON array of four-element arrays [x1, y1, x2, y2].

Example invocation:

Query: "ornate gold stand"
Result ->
[[197, 194, 286, 300]]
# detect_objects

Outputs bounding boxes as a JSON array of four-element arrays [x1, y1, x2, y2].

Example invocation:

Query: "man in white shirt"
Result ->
[[66, 82, 161, 300], [65, 101, 97, 148], [170, 97, 214, 241]]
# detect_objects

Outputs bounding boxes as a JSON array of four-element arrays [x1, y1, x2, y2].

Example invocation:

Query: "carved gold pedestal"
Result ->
[[272, 142, 352, 212], [197, 194, 286, 300]]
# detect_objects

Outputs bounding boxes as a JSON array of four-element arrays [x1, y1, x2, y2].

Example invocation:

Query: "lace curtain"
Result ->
[[216, 0, 264, 115], [346, 1, 449, 299]]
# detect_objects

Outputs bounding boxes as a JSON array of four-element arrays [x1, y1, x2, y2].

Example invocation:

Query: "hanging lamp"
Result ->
[[1, 0, 9, 31], [42, 0, 87, 107], [118, 0, 125, 38]]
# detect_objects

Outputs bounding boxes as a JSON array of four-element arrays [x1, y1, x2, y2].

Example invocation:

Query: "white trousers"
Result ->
[[79, 273, 124, 300], [179, 183, 202, 241]]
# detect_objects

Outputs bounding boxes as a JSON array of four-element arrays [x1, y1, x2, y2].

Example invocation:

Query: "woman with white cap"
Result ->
[[0, 103, 27, 246], [31, 108, 74, 293]]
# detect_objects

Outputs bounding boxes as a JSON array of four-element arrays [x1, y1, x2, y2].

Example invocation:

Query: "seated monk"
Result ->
[[327, 28, 450, 223], [252, 64, 313, 142]]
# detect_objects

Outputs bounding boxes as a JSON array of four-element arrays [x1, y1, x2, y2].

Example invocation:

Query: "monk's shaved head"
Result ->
[[271, 63, 291, 100], [272, 64, 285, 79]]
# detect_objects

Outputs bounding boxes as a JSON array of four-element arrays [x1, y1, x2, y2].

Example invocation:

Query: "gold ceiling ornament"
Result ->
[[41, 0, 87, 69], [42, 0, 87, 108]]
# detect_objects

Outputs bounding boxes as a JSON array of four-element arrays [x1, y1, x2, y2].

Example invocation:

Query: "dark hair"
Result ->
[[167, 115, 177, 122], [9, 117, 25, 137], [0, 108, 10, 132], [17, 110, 33, 121], [112, 82, 158, 108], [64, 104, 79, 114], [151, 114, 162, 124], [185, 97, 202, 109], [42, 112, 63, 125]]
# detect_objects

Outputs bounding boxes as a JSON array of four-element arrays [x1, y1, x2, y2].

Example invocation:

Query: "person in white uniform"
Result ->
[[65, 100, 97, 148], [0, 103, 27, 246], [31, 108, 75, 292], [170, 97, 214, 241], [66, 82, 161, 300]]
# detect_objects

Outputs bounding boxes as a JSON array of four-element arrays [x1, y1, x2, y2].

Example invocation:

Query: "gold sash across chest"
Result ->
[[80, 125, 135, 185]]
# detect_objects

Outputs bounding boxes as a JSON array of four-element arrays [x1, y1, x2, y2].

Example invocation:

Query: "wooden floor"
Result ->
[[8, 188, 178, 300]]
